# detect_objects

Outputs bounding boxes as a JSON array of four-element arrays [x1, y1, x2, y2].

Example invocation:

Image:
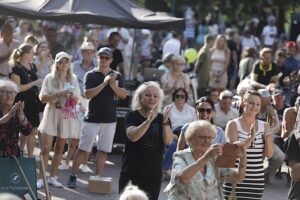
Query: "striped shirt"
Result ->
[[223, 119, 265, 199]]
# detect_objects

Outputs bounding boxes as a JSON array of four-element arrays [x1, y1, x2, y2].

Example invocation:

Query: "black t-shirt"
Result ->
[[285, 134, 300, 200], [121, 111, 165, 174], [253, 61, 279, 85], [10, 63, 39, 103], [83, 68, 124, 123]]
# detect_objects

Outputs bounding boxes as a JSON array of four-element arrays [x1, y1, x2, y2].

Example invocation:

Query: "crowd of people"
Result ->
[[0, 12, 300, 200]]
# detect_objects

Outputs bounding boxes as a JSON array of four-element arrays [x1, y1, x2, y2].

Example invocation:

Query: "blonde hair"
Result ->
[[50, 56, 74, 88], [9, 43, 33, 66], [120, 182, 148, 200], [213, 34, 229, 53], [131, 81, 164, 111], [185, 120, 216, 146]]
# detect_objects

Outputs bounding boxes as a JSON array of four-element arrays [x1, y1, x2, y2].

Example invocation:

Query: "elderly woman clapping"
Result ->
[[165, 120, 247, 200]]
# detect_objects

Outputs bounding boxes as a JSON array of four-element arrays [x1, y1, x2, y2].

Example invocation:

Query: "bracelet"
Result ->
[[162, 121, 170, 126]]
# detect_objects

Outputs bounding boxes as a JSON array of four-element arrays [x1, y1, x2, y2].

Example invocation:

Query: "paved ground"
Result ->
[[34, 149, 290, 200]]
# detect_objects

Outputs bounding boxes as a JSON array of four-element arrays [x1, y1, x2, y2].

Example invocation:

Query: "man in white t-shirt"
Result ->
[[261, 16, 278, 48], [213, 90, 239, 130], [162, 31, 183, 58]]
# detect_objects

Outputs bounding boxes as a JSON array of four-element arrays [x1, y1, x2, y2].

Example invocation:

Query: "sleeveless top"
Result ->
[[223, 118, 265, 200]]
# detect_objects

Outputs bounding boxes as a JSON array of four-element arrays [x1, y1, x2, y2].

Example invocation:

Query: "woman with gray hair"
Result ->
[[119, 81, 174, 200], [0, 79, 32, 157], [165, 120, 247, 200]]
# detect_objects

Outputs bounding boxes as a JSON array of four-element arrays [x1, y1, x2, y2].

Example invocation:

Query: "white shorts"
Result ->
[[78, 122, 117, 153]]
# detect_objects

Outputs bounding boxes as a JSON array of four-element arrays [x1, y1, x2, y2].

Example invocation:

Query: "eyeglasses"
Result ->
[[98, 56, 111, 60], [57, 60, 70, 64], [278, 54, 286, 57], [222, 96, 233, 100], [175, 94, 186, 99], [198, 136, 214, 141], [196, 108, 213, 114], [0, 90, 17, 97]]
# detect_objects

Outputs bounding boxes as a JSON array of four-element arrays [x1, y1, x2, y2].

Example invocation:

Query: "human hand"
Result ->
[[234, 141, 246, 158], [103, 74, 112, 85], [250, 122, 256, 139], [147, 103, 159, 122], [163, 104, 173, 123], [208, 143, 224, 158], [33, 79, 43, 87]]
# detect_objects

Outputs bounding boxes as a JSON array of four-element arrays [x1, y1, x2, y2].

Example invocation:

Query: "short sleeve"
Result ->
[[84, 71, 94, 90], [285, 134, 300, 165], [39, 74, 51, 97]]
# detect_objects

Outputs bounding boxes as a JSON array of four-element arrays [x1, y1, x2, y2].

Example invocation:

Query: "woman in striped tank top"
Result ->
[[223, 90, 274, 199]]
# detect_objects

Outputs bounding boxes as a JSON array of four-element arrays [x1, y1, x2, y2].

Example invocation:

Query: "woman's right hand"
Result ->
[[207, 143, 224, 158], [250, 122, 256, 139], [147, 103, 159, 123]]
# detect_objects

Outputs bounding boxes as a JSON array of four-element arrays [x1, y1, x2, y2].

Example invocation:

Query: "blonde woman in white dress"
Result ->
[[36, 52, 81, 189]]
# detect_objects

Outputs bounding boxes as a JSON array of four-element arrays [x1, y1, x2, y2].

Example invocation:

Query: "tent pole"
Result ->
[[129, 29, 137, 81]]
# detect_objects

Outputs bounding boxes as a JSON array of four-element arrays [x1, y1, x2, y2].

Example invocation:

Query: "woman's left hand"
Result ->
[[208, 143, 224, 158], [16, 101, 26, 121]]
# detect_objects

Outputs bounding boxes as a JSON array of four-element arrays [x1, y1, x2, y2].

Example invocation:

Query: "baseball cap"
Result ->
[[275, 48, 286, 56], [97, 47, 112, 57], [258, 89, 271, 98], [272, 88, 283, 96], [285, 41, 297, 49], [55, 52, 72, 63], [80, 41, 95, 51]]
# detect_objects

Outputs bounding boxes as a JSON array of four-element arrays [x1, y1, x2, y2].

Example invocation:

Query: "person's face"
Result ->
[[1, 27, 13, 42], [209, 91, 219, 103], [261, 96, 271, 107], [190, 127, 214, 152], [172, 61, 183, 73], [273, 94, 285, 104], [217, 37, 226, 49], [38, 43, 50, 54], [97, 53, 112, 68], [20, 23, 29, 33], [219, 96, 233, 112], [109, 35, 120, 48], [261, 52, 272, 65], [276, 53, 286, 65], [174, 90, 186, 105], [140, 86, 160, 110], [196, 102, 214, 121], [286, 47, 296, 57], [242, 95, 261, 116], [57, 58, 70, 73], [23, 48, 34, 61], [82, 49, 95, 62], [45, 30, 57, 44], [88, 36, 99, 49], [0, 86, 17, 108]]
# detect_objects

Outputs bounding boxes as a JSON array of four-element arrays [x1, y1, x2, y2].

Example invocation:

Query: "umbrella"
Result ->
[[0, 0, 184, 30]]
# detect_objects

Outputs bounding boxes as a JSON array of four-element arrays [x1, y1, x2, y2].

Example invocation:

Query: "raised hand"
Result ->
[[147, 103, 159, 122], [250, 121, 256, 139], [208, 143, 224, 157], [163, 104, 173, 123]]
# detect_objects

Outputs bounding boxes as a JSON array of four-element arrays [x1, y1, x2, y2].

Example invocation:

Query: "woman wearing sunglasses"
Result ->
[[162, 88, 197, 180], [177, 96, 226, 151]]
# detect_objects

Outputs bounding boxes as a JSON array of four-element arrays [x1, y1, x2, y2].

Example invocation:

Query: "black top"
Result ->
[[10, 63, 39, 103], [285, 133, 300, 200], [83, 68, 124, 123], [121, 111, 165, 174], [253, 61, 279, 85]]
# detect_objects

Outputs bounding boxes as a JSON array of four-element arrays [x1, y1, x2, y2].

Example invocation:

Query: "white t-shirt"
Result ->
[[262, 25, 277, 46], [162, 38, 181, 57], [213, 103, 239, 130], [164, 103, 197, 129], [241, 36, 261, 51]]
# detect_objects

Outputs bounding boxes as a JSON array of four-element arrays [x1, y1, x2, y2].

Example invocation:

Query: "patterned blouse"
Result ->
[[165, 148, 234, 200], [0, 113, 32, 157]]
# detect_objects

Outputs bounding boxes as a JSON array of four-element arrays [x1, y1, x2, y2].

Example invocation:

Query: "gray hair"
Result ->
[[0, 78, 18, 92], [185, 120, 216, 146], [119, 182, 148, 200], [131, 81, 164, 111]]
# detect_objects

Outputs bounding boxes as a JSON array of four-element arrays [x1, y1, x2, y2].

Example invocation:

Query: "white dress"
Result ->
[[38, 73, 82, 139]]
